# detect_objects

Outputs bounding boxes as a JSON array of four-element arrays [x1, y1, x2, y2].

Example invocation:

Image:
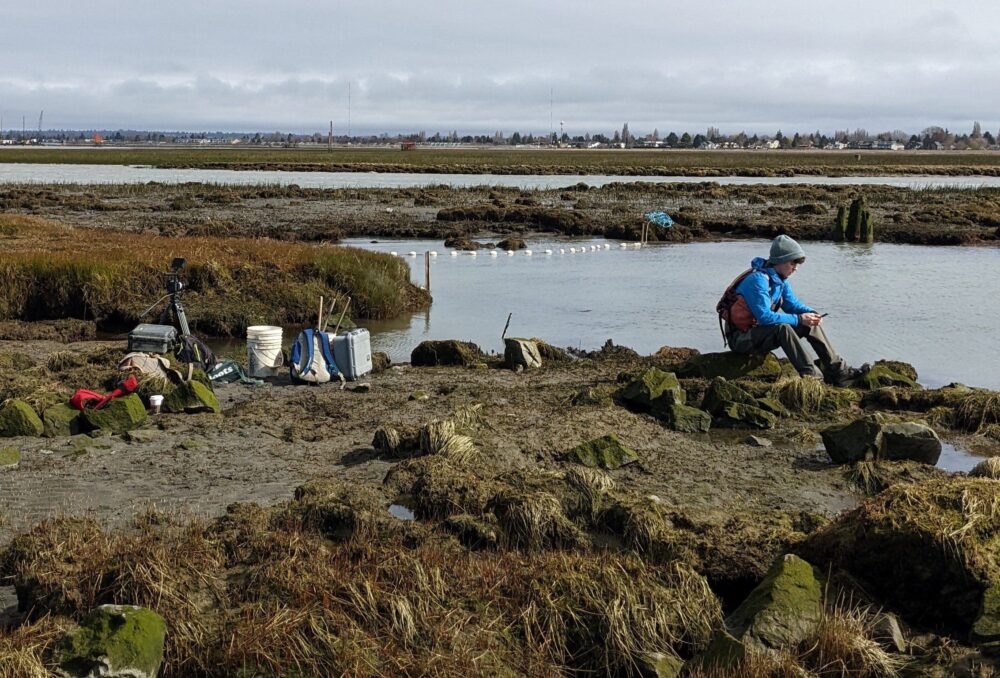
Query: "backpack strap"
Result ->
[[292, 329, 317, 375], [317, 332, 341, 377]]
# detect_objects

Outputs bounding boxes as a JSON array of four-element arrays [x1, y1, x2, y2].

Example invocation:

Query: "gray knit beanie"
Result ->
[[768, 235, 806, 264]]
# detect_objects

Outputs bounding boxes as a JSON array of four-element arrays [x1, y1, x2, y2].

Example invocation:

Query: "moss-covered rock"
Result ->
[[652, 401, 712, 433], [618, 368, 684, 410], [714, 403, 776, 430], [970, 458, 1000, 479], [725, 554, 823, 651], [677, 352, 782, 381], [859, 361, 919, 390], [567, 434, 639, 470], [82, 394, 148, 433], [822, 414, 941, 465], [701, 377, 756, 415], [801, 479, 1000, 638], [0, 446, 20, 469], [162, 380, 220, 414], [0, 399, 44, 437], [42, 403, 85, 438], [755, 396, 791, 418], [638, 651, 685, 678], [57, 604, 166, 678], [410, 340, 486, 367], [820, 414, 884, 463]]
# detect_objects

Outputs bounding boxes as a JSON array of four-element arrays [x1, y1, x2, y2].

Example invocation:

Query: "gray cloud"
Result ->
[[1, 0, 997, 135]]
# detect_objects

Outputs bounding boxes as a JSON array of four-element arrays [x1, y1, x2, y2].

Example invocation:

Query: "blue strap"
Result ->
[[318, 332, 341, 376], [291, 329, 316, 375]]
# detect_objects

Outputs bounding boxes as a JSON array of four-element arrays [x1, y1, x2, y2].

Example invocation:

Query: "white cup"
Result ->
[[149, 394, 164, 414]]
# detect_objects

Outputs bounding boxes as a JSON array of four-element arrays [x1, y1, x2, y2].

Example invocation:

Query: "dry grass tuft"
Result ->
[[799, 603, 905, 677], [0, 616, 72, 678], [772, 376, 827, 413], [845, 461, 888, 495], [969, 457, 1000, 479], [954, 391, 1000, 434], [489, 490, 586, 550]]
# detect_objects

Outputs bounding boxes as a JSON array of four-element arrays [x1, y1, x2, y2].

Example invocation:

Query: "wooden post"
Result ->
[[424, 251, 431, 293]]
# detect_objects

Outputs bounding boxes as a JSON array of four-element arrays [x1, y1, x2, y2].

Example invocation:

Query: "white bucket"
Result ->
[[246, 326, 283, 377]]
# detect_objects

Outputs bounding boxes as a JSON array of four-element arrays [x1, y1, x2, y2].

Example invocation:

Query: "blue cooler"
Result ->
[[328, 328, 372, 381]]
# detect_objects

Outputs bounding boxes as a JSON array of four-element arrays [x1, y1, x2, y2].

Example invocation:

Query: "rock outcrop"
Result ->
[[83, 394, 148, 433], [411, 340, 487, 367], [0, 399, 44, 437], [821, 414, 941, 465], [567, 434, 639, 470], [57, 604, 167, 678]]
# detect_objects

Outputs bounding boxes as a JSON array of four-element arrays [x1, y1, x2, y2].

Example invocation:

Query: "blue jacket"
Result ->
[[734, 257, 814, 327]]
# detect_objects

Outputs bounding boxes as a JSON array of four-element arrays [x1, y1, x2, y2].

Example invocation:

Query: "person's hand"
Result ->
[[799, 312, 823, 327]]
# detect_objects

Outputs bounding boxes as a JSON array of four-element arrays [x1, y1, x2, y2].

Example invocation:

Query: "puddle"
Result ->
[[388, 504, 415, 521], [937, 441, 992, 474]]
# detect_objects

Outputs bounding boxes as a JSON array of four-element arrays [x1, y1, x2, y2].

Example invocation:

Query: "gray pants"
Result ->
[[728, 323, 844, 378]]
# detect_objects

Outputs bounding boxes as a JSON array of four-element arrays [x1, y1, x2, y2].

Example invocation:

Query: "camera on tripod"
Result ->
[[127, 257, 191, 354]]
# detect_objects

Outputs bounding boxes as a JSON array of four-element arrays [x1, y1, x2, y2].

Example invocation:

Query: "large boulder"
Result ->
[[652, 401, 712, 433], [618, 368, 684, 411], [567, 434, 639, 470], [0, 399, 44, 437], [821, 414, 942, 465], [496, 237, 526, 250], [676, 352, 782, 381], [820, 414, 884, 463], [410, 340, 486, 367], [42, 403, 85, 438], [801, 479, 1000, 641], [503, 338, 542, 371], [57, 604, 166, 678], [83, 395, 148, 433], [700, 554, 823, 671], [701, 377, 756, 415], [163, 380, 220, 414], [880, 422, 942, 465], [725, 554, 823, 651]]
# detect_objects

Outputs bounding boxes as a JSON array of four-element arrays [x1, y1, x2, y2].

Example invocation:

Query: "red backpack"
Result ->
[[716, 269, 781, 346]]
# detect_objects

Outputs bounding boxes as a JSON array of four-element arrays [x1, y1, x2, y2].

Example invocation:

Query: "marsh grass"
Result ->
[[845, 461, 888, 495], [0, 214, 427, 335], [954, 391, 1000, 434], [773, 376, 827, 413]]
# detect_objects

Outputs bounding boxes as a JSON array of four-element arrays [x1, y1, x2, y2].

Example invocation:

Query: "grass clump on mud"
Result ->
[[0, 214, 428, 335]]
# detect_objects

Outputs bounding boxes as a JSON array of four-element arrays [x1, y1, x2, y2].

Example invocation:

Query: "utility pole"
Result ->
[[549, 87, 553, 140], [328, 120, 333, 151], [347, 82, 352, 144], [38, 110, 43, 138]]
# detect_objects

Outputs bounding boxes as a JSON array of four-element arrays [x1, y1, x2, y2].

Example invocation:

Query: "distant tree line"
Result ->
[[2, 122, 996, 150]]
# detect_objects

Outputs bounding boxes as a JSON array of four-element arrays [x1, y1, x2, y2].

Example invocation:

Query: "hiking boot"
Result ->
[[833, 363, 870, 388]]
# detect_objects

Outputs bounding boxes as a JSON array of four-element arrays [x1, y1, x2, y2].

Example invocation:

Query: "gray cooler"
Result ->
[[128, 324, 179, 354], [329, 328, 372, 381]]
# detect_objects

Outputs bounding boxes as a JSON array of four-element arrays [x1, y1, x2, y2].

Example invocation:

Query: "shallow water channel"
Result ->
[[354, 237, 1000, 393], [3, 162, 1000, 189]]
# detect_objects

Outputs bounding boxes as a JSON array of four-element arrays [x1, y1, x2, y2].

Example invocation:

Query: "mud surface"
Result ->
[[2, 181, 998, 246], [0, 339, 861, 546]]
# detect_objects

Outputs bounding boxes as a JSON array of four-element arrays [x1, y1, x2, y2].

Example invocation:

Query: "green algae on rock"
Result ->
[[0, 399, 44, 437], [82, 394, 148, 433], [725, 553, 823, 650], [714, 402, 777, 430], [0, 446, 20, 469], [57, 604, 166, 678], [618, 368, 685, 410], [162, 380, 220, 414], [567, 434, 639, 470], [676, 351, 782, 381], [42, 402, 85, 438], [701, 377, 757, 415], [652, 400, 712, 433]]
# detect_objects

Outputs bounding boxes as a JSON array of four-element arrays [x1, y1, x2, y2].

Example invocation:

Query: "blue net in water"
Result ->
[[644, 211, 674, 228]]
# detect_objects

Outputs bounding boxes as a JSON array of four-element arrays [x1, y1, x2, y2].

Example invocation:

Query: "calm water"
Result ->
[[354, 238, 1000, 391], [2, 163, 1000, 189]]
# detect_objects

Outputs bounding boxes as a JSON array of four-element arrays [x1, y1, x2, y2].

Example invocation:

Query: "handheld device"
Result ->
[[819, 313, 829, 318]]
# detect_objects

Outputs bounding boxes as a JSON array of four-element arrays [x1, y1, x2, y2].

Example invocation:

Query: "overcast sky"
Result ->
[[2, 0, 997, 136]]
